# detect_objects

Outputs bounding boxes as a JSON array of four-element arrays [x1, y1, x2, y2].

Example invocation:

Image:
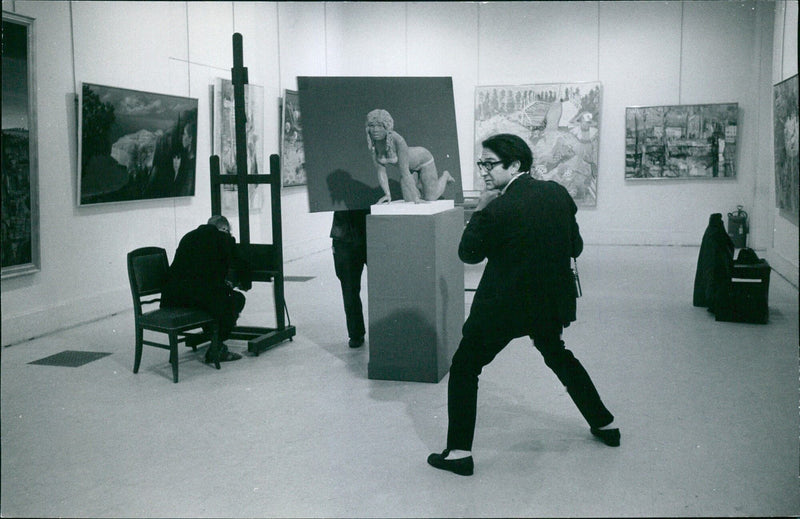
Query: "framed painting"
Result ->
[[298, 76, 463, 212], [280, 89, 306, 187], [624, 103, 739, 180], [2, 12, 40, 279], [474, 82, 602, 207], [212, 77, 265, 213], [78, 83, 198, 205], [773, 74, 798, 225]]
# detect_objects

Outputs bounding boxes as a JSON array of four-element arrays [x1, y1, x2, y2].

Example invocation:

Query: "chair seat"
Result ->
[[139, 307, 214, 330]]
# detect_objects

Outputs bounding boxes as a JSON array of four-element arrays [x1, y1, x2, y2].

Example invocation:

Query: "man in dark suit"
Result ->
[[428, 134, 618, 476], [161, 215, 252, 363], [330, 209, 369, 348]]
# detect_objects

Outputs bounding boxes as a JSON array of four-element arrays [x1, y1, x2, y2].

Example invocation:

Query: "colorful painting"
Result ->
[[625, 103, 739, 181], [78, 83, 198, 205], [2, 13, 39, 278], [280, 89, 306, 187], [298, 76, 463, 212], [474, 82, 601, 207], [773, 75, 798, 224], [212, 78, 264, 213]]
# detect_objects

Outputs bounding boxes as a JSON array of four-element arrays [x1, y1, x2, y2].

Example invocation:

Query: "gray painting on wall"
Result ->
[[773, 74, 798, 225], [298, 76, 463, 212], [625, 103, 739, 181]]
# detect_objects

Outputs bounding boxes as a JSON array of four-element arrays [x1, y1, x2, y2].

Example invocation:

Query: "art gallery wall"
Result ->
[[1, 1, 795, 346]]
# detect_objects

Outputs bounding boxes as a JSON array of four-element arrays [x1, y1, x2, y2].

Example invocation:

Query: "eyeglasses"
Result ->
[[476, 159, 503, 172]]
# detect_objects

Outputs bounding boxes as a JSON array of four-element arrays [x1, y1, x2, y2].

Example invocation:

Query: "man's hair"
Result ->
[[207, 215, 230, 231], [481, 133, 533, 173]]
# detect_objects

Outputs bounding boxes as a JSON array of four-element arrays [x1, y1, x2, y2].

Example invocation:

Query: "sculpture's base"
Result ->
[[366, 207, 464, 383], [370, 199, 454, 215]]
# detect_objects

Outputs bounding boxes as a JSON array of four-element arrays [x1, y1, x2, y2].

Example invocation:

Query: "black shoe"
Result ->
[[348, 336, 364, 348], [427, 449, 474, 476], [204, 345, 241, 364], [590, 427, 621, 447], [205, 350, 241, 363]]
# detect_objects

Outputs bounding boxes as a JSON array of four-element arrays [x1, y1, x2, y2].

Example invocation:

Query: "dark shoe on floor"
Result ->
[[204, 345, 241, 364], [348, 336, 365, 348], [427, 449, 474, 476], [590, 427, 621, 447]]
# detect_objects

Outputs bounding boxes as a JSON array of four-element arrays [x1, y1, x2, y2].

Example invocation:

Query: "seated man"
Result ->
[[161, 215, 252, 362]]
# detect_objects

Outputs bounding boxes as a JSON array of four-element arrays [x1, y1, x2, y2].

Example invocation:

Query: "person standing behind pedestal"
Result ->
[[427, 133, 618, 477], [331, 209, 369, 348]]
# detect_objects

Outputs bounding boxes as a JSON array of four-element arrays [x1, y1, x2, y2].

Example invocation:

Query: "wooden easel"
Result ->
[[209, 33, 296, 356]]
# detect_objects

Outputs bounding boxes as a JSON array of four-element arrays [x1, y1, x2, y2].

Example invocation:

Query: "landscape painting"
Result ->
[[773, 75, 798, 224], [2, 13, 40, 278], [280, 89, 306, 187], [78, 83, 198, 205], [625, 103, 739, 181], [475, 82, 602, 207]]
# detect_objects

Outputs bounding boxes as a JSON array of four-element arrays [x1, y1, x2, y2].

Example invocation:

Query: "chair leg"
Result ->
[[133, 326, 143, 374], [169, 333, 179, 383]]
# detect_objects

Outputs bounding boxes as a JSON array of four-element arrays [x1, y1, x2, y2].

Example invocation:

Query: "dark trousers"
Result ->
[[213, 289, 246, 341], [332, 239, 367, 340], [163, 282, 245, 342], [446, 319, 614, 451]]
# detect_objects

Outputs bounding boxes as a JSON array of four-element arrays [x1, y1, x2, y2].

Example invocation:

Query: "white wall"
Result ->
[[1, 1, 793, 346]]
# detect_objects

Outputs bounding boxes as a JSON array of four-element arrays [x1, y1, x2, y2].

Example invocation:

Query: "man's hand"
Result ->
[[475, 189, 501, 211], [377, 194, 391, 204]]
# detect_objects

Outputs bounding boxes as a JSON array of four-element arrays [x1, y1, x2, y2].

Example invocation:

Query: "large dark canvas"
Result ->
[[773, 75, 798, 224], [298, 76, 463, 212], [78, 83, 198, 205]]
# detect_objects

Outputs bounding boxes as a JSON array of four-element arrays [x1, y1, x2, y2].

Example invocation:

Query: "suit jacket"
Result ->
[[161, 224, 252, 313], [460, 175, 582, 339]]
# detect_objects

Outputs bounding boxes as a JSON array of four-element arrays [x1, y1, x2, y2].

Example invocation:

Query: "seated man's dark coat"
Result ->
[[161, 224, 251, 326]]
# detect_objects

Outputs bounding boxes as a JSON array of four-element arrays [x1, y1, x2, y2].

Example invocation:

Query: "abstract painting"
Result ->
[[280, 89, 306, 187], [773, 75, 798, 224], [2, 12, 39, 278], [78, 83, 198, 205], [474, 82, 601, 207], [298, 76, 463, 212], [625, 103, 739, 181], [212, 78, 264, 213]]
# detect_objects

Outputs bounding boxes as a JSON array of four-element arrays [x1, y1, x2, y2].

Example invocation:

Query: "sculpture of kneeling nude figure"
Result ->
[[366, 109, 454, 204]]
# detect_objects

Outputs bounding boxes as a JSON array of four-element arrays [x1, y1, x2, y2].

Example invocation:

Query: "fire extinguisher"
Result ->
[[727, 205, 748, 248]]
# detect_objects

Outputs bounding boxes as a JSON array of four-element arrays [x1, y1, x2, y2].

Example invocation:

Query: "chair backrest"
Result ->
[[127, 247, 170, 317]]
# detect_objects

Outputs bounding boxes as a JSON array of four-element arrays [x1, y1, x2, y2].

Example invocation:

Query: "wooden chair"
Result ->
[[127, 247, 220, 382]]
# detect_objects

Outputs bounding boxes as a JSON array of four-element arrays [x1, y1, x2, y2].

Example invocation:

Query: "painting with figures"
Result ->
[[280, 89, 306, 187], [212, 78, 265, 213], [625, 103, 738, 181], [474, 82, 601, 207], [78, 83, 198, 205]]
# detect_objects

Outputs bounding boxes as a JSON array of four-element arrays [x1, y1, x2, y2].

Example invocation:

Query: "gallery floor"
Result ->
[[1, 244, 798, 518]]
